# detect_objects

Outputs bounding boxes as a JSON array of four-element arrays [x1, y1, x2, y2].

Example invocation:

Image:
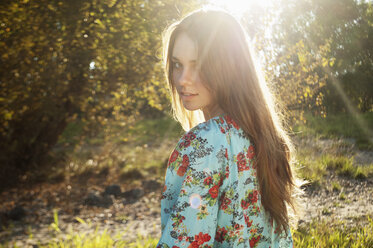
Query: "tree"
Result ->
[[0, 0, 201, 189], [250, 0, 372, 122]]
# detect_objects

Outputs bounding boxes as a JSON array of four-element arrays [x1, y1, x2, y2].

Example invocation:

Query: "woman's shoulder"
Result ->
[[168, 115, 233, 174], [184, 114, 248, 146], [187, 114, 243, 138], [173, 114, 251, 160], [174, 115, 226, 154]]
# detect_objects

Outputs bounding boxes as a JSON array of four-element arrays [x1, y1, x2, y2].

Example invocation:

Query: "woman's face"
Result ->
[[171, 32, 218, 117]]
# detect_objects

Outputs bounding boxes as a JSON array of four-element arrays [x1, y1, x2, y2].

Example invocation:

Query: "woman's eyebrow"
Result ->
[[172, 56, 197, 64]]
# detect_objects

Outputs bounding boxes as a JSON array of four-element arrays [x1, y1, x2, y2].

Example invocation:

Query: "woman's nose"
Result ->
[[179, 67, 194, 86]]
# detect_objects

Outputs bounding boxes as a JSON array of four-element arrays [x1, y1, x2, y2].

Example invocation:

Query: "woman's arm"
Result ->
[[157, 126, 228, 248]]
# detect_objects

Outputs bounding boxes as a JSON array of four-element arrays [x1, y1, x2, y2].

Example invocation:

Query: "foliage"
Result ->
[[250, 0, 373, 119], [293, 216, 373, 247], [296, 151, 373, 188], [295, 153, 326, 189], [0, 0, 201, 189], [125, 115, 183, 145], [323, 155, 373, 179], [293, 112, 373, 149], [0, 210, 159, 247]]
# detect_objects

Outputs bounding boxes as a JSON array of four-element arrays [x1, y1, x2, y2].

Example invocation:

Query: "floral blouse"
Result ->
[[157, 115, 293, 248]]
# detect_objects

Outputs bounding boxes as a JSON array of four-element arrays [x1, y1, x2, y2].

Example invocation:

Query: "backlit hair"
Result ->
[[163, 8, 298, 233]]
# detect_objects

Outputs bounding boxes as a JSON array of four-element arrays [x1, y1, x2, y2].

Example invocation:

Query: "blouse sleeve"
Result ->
[[157, 124, 229, 248]]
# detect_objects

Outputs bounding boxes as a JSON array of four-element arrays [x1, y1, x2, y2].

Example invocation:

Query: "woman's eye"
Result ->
[[173, 62, 182, 69]]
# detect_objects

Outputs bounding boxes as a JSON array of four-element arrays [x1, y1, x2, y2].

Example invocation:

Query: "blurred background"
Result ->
[[0, 0, 372, 247]]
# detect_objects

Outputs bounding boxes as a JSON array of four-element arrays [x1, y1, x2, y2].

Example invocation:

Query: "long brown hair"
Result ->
[[163, 8, 297, 233]]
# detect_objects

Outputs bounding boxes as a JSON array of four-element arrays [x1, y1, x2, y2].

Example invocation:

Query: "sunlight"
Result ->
[[208, 0, 274, 17]]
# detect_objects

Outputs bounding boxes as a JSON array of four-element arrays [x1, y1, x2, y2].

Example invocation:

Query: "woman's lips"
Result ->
[[180, 92, 198, 101]]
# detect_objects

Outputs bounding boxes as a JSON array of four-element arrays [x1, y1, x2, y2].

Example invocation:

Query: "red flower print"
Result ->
[[241, 199, 250, 209], [218, 175, 224, 187], [247, 145, 255, 159], [225, 148, 228, 159], [184, 140, 191, 148], [220, 126, 226, 134], [232, 121, 239, 129], [237, 159, 249, 172], [215, 227, 227, 243], [182, 154, 190, 167], [189, 242, 198, 248], [219, 117, 224, 124], [225, 116, 239, 129], [169, 150, 179, 164], [172, 246, 180, 248], [172, 214, 185, 228], [177, 165, 187, 176], [188, 232, 211, 247], [184, 132, 196, 141], [204, 176, 213, 185], [220, 193, 231, 210], [237, 159, 246, 167], [178, 235, 183, 241], [249, 190, 259, 204], [196, 232, 211, 244], [224, 115, 233, 125], [252, 162, 257, 169], [244, 214, 253, 227], [225, 166, 230, 178], [237, 152, 245, 161], [208, 185, 219, 199], [249, 236, 261, 247]]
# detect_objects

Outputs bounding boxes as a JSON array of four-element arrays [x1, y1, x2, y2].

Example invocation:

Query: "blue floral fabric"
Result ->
[[157, 115, 293, 248]]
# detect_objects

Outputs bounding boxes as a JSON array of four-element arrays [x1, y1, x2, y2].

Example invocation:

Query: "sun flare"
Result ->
[[208, 0, 274, 17]]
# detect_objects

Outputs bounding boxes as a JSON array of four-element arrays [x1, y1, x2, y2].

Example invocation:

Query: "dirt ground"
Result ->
[[0, 136, 372, 247]]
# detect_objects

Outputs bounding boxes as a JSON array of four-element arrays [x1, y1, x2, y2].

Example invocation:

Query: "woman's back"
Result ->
[[158, 115, 293, 248]]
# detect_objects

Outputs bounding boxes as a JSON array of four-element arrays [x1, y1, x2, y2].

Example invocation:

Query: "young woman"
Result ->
[[157, 8, 297, 248]]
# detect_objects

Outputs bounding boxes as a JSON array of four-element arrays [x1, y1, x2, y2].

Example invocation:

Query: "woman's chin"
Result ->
[[182, 103, 200, 112]]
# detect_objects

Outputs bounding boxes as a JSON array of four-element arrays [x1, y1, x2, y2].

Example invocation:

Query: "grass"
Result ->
[[0, 210, 159, 248], [1, 210, 372, 247], [293, 112, 373, 150], [293, 114, 373, 188], [295, 152, 373, 189], [53, 115, 182, 182], [34, 232, 159, 248], [323, 155, 373, 179], [56, 120, 84, 146], [58, 115, 183, 147], [293, 216, 373, 247], [331, 181, 342, 192], [125, 116, 183, 145], [295, 150, 327, 189], [53, 114, 183, 182], [339, 192, 346, 201]]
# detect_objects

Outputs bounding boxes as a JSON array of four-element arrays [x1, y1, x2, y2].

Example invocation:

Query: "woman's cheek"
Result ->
[[172, 70, 181, 85]]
